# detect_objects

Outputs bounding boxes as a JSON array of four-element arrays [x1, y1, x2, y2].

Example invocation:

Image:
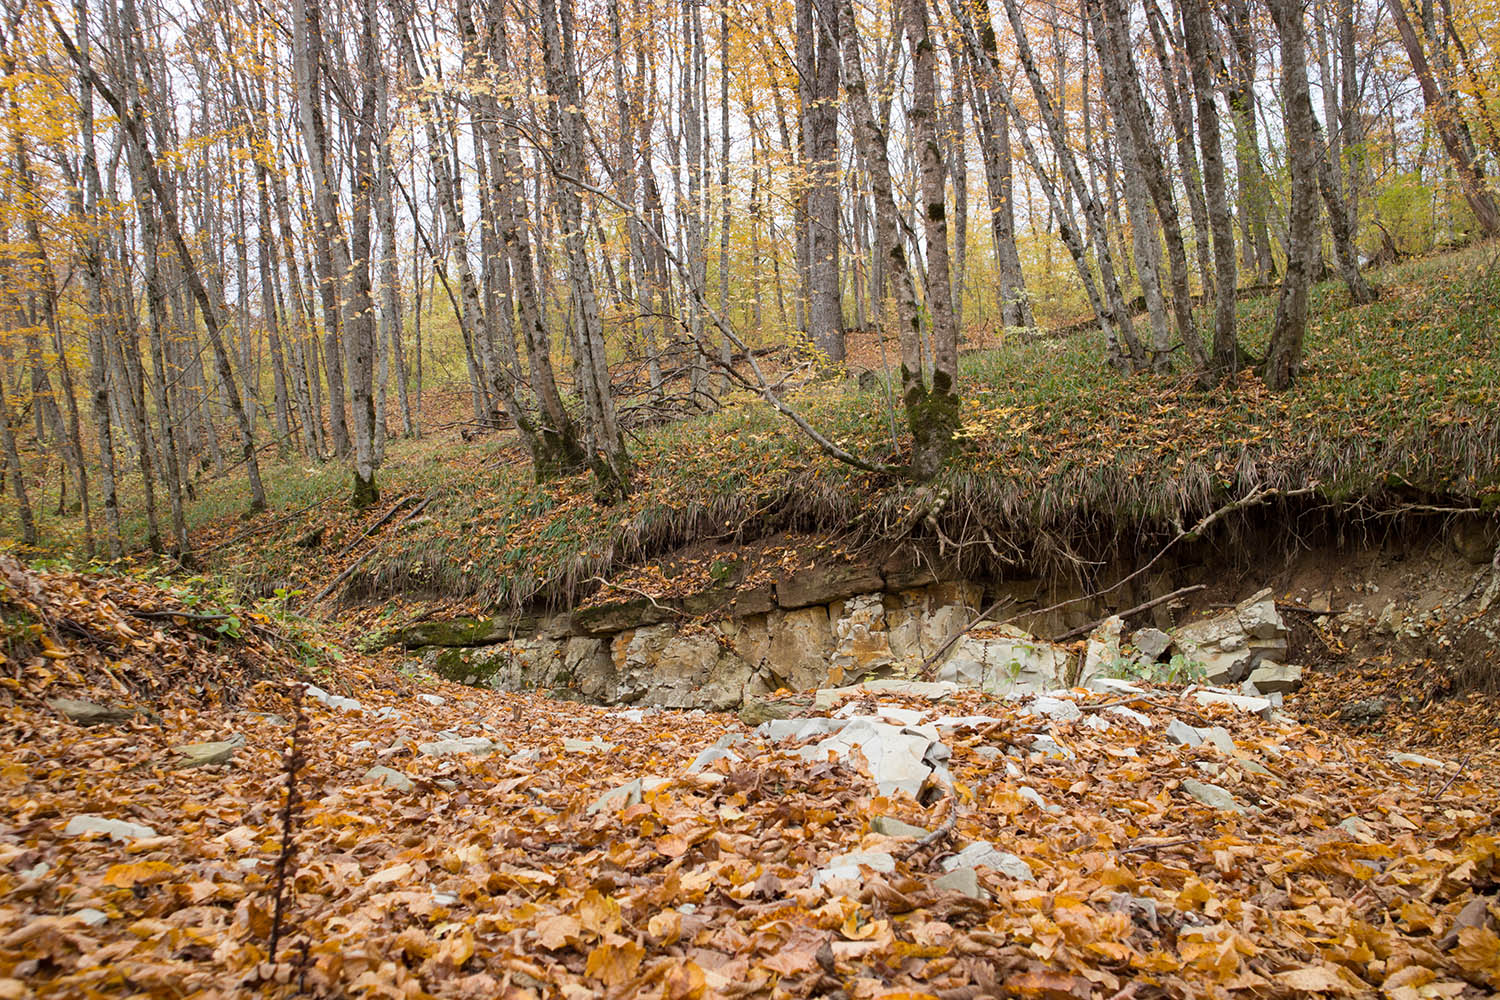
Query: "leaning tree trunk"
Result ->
[[1382, 0, 1500, 236], [0, 376, 35, 547]]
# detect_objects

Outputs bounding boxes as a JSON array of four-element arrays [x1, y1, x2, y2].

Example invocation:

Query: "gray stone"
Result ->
[[1198, 726, 1237, 755], [1018, 785, 1047, 810], [363, 765, 414, 792], [1028, 735, 1074, 759], [815, 679, 959, 709], [1028, 696, 1082, 723], [48, 698, 134, 727], [687, 746, 742, 773], [812, 850, 895, 889], [940, 842, 1033, 881], [1339, 698, 1387, 724], [931, 866, 984, 899], [586, 777, 670, 815], [871, 816, 930, 839], [74, 908, 108, 927], [611, 626, 750, 709], [738, 697, 805, 725], [1192, 689, 1272, 715], [1080, 616, 1124, 685], [1390, 752, 1448, 769], [1181, 779, 1245, 813], [1241, 760, 1273, 778], [170, 734, 245, 768], [418, 736, 507, 757], [1172, 589, 1288, 684], [776, 563, 885, 610], [64, 815, 158, 842], [1166, 719, 1204, 747], [936, 625, 1070, 696], [305, 684, 364, 714], [762, 716, 945, 798], [562, 737, 616, 753], [1246, 661, 1303, 694], [1129, 628, 1173, 662], [1107, 706, 1152, 727], [758, 717, 847, 742], [417, 693, 447, 707], [1088, 678, 1145, 696]]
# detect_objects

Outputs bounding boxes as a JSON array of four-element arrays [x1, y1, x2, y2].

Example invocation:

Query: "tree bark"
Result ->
[[1264, 0, 1320, 390]]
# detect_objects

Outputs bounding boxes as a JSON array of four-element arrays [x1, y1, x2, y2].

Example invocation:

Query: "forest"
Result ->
[[2, 0, 1500, 995], [0, 0, 1495, 551]]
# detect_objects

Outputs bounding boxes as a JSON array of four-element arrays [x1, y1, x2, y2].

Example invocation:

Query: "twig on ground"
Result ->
[[333, 494, 420, 559], [902, 799, 957, 861], [303, 497, 432, 609], [1053, 584, 1206, 642], [586, 576, 685, 618], [268, 683, 306, 965]]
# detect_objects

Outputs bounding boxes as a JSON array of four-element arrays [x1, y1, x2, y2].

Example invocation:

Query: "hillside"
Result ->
[[135, 246, 1500, 622]]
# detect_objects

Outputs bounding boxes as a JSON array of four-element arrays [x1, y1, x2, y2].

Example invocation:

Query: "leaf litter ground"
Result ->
[[2, 561, 1498, 998]]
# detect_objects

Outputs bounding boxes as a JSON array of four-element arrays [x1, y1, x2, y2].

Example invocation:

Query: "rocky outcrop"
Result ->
[[400, 565, 1303, 711], [1169, 589, 1288, 684]]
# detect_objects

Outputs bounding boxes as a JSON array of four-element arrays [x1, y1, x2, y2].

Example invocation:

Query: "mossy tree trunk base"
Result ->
[[352, 470, 380, 510]]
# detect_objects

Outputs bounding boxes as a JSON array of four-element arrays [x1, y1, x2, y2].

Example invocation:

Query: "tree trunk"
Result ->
[[1383, 0, 1500, 235], [537, 0, 631, 497], [903, 0, 960, 478], [1180, 0, 1240, 375], [1264, 0, 1321, 390]]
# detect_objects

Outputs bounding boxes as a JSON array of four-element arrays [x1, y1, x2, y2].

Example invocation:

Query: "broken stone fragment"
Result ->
[[48, 698, 134, 727], [1246, 661, 1303, 694], [812, 850, 895, 889], [1390, 752, 1449, 769], [64, 815, 158, 842], [170, 734, 246, 769], [1172, 589, 1288, 684], [586, 776, 668, 815], [940, 842, 1032, 881], [1080, 616, 1124, 685], [870, 816, 930, 839], [304, 684, 364, 714], [363, 765, 414, 792], [418, 736, 508, 757], [1181, 779, 1245, 813], [1166, 719, 1204, 747], [1129, 628, 1173, 662], [1192, 689, 1272, 716], [687, 745, 742, 774], [1027, 696, 1082, 723], [931, 866, 984, 899], [74, 908, 108, 927]]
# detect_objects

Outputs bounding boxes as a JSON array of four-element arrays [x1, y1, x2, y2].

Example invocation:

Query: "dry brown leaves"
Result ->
[[2, 563, 1499, 998]]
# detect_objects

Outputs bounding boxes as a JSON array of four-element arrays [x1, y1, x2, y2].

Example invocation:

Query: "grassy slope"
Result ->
[[10, 245, 1500, 615]]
